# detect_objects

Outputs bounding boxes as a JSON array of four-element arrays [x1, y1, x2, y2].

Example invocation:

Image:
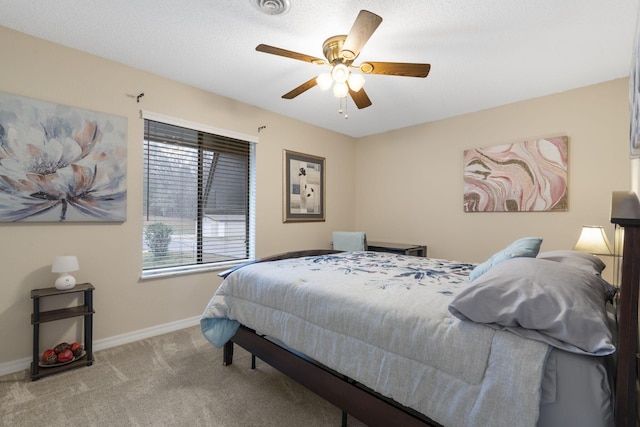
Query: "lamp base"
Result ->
[[55, 273, 76, 290]]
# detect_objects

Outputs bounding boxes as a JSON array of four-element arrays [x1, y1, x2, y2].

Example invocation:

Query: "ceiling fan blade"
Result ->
[[359, 62, 431, 78], [256, 44, 327, 65], [349, 87, 372, 109], [340, 10, 383, 61], [282, 77, 319, 99]]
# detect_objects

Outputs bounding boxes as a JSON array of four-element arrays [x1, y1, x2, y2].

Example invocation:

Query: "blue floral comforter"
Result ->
[[201, 251, 549, 427]]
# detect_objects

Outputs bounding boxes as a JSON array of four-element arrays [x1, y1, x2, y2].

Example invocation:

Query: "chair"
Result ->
[[332, 231, 367, 251]]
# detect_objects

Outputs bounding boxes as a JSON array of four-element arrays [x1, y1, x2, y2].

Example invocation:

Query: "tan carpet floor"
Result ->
[[0, 326, 367, 426]]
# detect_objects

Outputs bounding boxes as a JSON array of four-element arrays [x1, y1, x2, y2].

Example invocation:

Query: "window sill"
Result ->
[[140, 259, 252, 280]]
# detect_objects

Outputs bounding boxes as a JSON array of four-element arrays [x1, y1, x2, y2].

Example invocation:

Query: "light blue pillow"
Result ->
[[469, 237, 543, 281]]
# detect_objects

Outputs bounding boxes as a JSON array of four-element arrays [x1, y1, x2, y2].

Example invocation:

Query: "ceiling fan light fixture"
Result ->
[[347, 73, 365, 92], [317, 73, 333, 91], [333, 82, 349, 99], [331, 63, 349, 83]]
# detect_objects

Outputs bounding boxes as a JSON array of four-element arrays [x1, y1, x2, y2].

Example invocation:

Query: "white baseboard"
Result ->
[[92, 316, 200, 352], [0, 316, 201, 377]]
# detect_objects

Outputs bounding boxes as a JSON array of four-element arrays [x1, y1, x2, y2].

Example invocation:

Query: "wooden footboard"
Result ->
[[225, 325, 441, 427]]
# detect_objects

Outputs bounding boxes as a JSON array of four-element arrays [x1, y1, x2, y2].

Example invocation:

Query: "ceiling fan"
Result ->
[[256, 10, 431, 110]]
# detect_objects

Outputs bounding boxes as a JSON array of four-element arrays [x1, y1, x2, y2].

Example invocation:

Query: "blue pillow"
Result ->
[[469, 237, 543, 281]]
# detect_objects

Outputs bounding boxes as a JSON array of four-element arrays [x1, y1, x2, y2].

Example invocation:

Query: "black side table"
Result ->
[[30, 283, 95, 380], [367, 241, 427, 257]]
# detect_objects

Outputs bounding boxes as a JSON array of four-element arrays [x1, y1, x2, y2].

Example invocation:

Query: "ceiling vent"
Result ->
[[250, 0, 291, 16]]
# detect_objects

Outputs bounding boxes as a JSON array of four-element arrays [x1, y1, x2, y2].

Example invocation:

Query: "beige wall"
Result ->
[[355, 78, 630, 265], [0, 25, 631, 369], [0, 26, 355, 366]]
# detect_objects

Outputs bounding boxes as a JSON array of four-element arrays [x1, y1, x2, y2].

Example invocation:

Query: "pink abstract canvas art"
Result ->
[[463, 136, 568, 212]]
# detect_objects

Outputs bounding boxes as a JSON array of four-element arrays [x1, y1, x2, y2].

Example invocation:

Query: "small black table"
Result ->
[[367, 241, 427, 257], [30, 283, 95, 380]]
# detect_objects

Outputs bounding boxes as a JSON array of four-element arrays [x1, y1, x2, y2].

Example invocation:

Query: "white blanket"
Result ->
[[201, 252, 550, 427]]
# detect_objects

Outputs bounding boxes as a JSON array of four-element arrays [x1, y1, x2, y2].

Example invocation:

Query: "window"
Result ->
[[142, 112, 256, 278]]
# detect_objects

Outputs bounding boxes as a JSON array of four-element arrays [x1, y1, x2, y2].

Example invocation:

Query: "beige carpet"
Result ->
[[0, 326, 366, 426]]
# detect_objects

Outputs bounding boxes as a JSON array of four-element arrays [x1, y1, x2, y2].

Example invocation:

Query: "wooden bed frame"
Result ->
[[611, 191, 640, 427], [220, 192, 640, 427], [224, 325, 438, 427]]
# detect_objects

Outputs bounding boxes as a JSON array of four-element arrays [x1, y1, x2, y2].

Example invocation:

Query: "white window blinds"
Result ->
[[142, 114, 255, 277]]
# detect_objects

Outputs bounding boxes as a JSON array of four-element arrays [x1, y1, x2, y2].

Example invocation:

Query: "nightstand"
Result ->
[[30, 283, 95, 380]]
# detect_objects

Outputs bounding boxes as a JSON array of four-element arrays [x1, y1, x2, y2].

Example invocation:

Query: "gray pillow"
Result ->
[[536, 250, 606, 276], [449, 257, 616, 355]]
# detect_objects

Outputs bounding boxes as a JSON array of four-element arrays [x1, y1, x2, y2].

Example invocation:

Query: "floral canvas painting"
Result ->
[[0, 92, 127, 222], [463, 136, 568, 212]]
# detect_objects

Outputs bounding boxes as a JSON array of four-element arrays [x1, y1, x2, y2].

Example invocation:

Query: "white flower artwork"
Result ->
[[0, 92, 127, 222]]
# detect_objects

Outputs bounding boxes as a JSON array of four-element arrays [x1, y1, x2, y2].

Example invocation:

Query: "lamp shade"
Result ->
[[52, 256, 79, 290], [333, 82, 349, 98], [331, 63, 349, 83], [52, 256, 79, 273], [316, 73, 333, 91], [347, 73, 365, 92], [573, 226, 612, 255]]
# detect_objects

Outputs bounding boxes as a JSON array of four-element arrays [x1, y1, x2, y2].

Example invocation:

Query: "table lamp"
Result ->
[[52, 256, 80, 290], [572, 225, 613, 256]]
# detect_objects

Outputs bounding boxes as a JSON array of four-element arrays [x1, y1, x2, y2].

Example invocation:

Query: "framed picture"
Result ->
[[463, 136, 568, 212], [0, 91, 127, 222], [283, 150, 325, 223], [631, 18, 640, 158]]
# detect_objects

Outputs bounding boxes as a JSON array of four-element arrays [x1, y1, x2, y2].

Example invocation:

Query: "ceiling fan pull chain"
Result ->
[[338, 97, 343, 115], [345, 97, 349, 119]]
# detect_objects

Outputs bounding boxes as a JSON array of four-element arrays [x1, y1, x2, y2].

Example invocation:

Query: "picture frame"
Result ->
[[0, 91, 127, 222], [283, 150, 325, 223], [463, 136, 568, 212], [631, 17, 640, 158]]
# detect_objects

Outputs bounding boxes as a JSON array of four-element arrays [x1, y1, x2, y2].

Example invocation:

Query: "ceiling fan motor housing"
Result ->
[[322, 35, 355, 65]]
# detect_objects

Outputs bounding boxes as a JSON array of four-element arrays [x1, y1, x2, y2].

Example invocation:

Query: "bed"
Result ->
[[200, 192, 640, 427]]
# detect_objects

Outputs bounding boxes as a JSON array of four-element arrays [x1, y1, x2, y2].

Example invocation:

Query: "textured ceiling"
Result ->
[[0, 0, 639, 137]]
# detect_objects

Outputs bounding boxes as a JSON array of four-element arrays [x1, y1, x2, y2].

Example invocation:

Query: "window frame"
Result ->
[[141, 110, 256, 279]]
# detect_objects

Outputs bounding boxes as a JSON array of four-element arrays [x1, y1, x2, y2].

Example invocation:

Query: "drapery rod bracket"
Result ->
[[136, 93, 145, 103], [258, 125, 266, 133]]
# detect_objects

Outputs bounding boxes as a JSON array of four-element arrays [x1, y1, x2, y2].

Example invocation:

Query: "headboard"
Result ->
[[610, 191, 640, 427]]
